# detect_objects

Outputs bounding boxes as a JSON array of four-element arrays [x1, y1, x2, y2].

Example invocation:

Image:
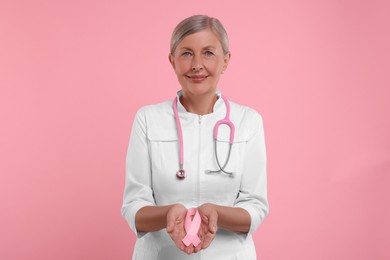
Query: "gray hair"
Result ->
[[170, 15, 229, 55]]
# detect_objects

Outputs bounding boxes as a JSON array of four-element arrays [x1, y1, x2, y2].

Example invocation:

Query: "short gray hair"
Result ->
[[170, 15, 229, 55]]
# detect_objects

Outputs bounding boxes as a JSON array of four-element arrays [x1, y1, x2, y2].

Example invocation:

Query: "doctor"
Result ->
[[121, 15, 269, 259]]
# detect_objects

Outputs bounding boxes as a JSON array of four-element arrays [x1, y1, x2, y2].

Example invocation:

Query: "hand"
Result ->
[[166, 204, 195, 254], [197, 203, 218, 251]]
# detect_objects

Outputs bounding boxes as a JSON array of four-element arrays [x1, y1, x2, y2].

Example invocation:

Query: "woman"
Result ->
[[121, 15, 269, 259]]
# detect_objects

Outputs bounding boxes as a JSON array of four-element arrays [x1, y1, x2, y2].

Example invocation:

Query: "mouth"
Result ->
[[186, 75, 208, 83]]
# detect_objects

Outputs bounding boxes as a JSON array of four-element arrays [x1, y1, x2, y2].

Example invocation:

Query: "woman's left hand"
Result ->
[[196, 203, 218, 251]]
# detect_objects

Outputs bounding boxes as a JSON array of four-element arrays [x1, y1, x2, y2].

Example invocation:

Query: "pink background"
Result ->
[[1, 0, 389, 259]]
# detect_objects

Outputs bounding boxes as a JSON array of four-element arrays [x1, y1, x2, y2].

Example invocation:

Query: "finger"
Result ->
[[198, 224, 209, 249], [195, 227, 204, 253], [166, 221, 173, 233], [198, 226, 204, 241], [170, 232, 185, 251], [179, 241, 186, 252], [174, 240, 185, 252], [185, 245, 194, 254], [204, 222, 216, 248], [208, 212, 218, 233], [194, 241, 202, 253], [202, 234, 213, 249]]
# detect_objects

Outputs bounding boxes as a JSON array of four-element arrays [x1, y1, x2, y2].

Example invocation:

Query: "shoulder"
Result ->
[[136, 100, 173, 117], [134, 100, 174, 126], [229, 100, 263, 125], [228, 100, 264, 140], [133, 100, 176, 135]]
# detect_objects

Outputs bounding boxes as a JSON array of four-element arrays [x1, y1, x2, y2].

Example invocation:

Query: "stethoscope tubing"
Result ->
[[173, 94, 235, 179], [213, 95, 235, 145], [173, 96, 186, 178]]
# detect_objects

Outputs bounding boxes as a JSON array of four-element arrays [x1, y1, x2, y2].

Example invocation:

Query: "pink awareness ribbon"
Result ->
[[182, 208, 201, 247]]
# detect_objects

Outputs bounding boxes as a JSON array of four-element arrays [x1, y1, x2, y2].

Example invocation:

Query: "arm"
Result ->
[[198, 203, 251, 233], [121, 109, 194, 253], [195, 203, 251, 250], [121, 109, 156, 238], [135, 204, 183, 232], [135, 205, 173, 232], [215, 204, 251, 233], [233, 110, 269, 235]]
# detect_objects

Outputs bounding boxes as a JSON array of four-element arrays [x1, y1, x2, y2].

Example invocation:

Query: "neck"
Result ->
[[180, 92, 218, 115]]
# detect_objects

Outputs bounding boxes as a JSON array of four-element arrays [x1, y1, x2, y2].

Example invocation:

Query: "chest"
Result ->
[[146, 116, 248, 207]]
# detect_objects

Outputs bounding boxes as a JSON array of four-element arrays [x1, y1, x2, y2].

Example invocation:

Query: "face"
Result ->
[[169, 29, 230, 97]]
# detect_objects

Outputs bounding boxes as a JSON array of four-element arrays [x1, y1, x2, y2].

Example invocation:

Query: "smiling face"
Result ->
[[169, 29, 231, 97]]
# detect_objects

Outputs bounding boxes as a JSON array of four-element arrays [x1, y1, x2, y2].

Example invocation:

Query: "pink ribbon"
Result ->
[[182, 208, 201, 247]]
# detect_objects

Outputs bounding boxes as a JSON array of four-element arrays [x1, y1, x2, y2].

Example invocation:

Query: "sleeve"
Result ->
[[121, 108, 156, 238], [233, 110, 269, 236]]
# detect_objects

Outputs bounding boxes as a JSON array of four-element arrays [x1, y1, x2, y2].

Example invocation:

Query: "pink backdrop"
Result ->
[[1, 0, 389, 259]]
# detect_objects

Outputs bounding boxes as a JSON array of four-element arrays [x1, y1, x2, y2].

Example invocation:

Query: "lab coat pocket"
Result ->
[[148, 127, 187, 198], [212, 139, 244, 175], [148, 128, 179, 174], [149, 137, 179, 186], [204, 127, 247, 196]]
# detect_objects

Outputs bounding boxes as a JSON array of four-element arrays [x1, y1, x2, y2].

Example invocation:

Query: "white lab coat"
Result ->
[[121, 91, 269, 260]]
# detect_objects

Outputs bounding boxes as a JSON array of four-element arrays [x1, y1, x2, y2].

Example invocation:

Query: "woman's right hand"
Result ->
[[166, 204, 194, 254]]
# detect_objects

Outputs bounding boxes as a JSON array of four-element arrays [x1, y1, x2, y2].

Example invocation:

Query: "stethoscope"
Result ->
[[173, 95, 235, 179]]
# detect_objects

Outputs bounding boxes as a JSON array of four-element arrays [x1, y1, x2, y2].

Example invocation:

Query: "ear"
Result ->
[[222, 51, 231, 73], [169, 53, 175, 69]]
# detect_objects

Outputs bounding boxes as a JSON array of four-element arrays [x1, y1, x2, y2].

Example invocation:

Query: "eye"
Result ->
[[204, 51, 215, 56], [181, 51, 192, 57]]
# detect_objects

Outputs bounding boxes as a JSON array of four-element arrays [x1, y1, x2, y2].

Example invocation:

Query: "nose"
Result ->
[[191, 55, 204, 71]]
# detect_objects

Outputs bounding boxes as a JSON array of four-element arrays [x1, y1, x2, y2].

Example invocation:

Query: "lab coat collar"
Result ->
[[175, 90, 225, 116]]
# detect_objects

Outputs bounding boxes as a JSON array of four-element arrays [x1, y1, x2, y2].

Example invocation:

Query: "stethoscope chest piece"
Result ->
[[176, 169, 186, 179]]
